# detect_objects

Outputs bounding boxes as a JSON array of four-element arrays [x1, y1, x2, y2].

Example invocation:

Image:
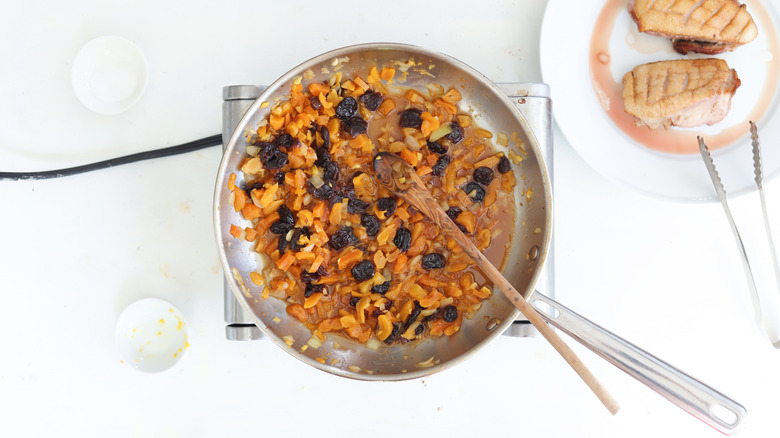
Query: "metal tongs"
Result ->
[[699, 122, 780, 347]]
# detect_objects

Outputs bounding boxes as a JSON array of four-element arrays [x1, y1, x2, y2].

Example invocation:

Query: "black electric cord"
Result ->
[[0, 134, 222, 181]]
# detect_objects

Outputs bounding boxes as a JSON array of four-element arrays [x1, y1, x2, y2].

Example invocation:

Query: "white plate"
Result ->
[[541, 0, 780, 201]]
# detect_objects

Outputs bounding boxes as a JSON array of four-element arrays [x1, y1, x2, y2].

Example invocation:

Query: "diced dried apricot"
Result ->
[[456, 211, 477, 234], [377, 98, 396, 116], [275, 252, 296, 270], [379, 67, 395, 81], [241, 203, 261, 221], [304, 292, 323, 309], [399, 147, 418, 167], [375, 314, 393, 341], [287, 304, 308, 322]]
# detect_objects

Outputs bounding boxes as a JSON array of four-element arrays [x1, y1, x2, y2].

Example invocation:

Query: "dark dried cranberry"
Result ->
[[431, 155, 451, 176], [299, 270, 320, 283], [349, 296, 361, 307], [255, 141, 274, 159], [270, 221, 293, 235], [393, 227, 412, 252], [315, 146, 330, 168], [462, 181, 486, 202], [414, 323, 425, 336], [311, 182, 334, 200], [335, 181, 356, 203], [243, 180, 264, 197], [318, 126, 330, 150], [444, 122, 464, 143], [256, 142, 288, 170], [341, 116, 367, 138], [377, 197, 397, 216], [274, 133, 293, 148], [473, 167, 494, 185], [309, 95, 322, 110], [359, 91, 383, 111], [351, 260, 375, 282], [371, 280, 391, 294], [304, 282, 324, 298], [322, 161, 339, 182], [272, 171, 287, 184], [361, 213, 380, 237], [277, 205, 294, 225], [497, 155, 512, 174], [316, 265, 329, 278], [442, 305, 458, 322], [329, 227, 358, 251], [289, 228, 311, 251], [335, 97, 358, 120], [277, 235, 289, 253], [347, 198, 370, 214], [445, 206, 462, 221], [426, 140, 448, 155], [399, 109, 423, 128], [402, 301, 423, 332], [383, 322, 402, 344], [263, 148, 288, 170], [421, 253, 446, 270]]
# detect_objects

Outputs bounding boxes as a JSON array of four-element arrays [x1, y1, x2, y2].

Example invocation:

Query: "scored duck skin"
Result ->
[[622, 58, 741, 129], [629, 0, 758, 54]]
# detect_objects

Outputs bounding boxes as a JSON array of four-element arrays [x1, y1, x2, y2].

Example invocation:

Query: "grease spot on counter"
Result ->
[[159, 263, 170, 278], [179, 201, 191, 214]]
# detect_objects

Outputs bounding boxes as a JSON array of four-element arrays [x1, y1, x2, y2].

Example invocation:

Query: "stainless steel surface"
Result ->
[[222, 85, 268, 340], [751, 122, 780, 348], [498, 83, 554, 335], [699, 138, 765, 342], [215, 43, 552, 379], [527, 292, 746, 435], [220, 84, 554, 339], [225, 324, 264, 341]]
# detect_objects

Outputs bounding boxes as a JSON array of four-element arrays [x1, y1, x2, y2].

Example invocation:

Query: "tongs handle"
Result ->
[[750, 122, 780, 347], [700, 129, 780, 347], [529, 292, 746, 435]]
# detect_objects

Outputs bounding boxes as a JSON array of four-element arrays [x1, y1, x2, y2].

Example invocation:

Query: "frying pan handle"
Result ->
[[527, 291, 746, 435]]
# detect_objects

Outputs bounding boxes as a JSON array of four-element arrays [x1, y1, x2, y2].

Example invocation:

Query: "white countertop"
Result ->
[[2, 1, 780, 436]]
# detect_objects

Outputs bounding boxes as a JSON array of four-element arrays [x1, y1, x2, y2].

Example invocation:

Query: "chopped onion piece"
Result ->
[[310, 174, 324, 189], [426, 83, 444, 99], [366, 338, 382, 350], [429, 123, 453, 142], [307, 336, 323, 349], [404, 135, 420, 151], [246, 145, 260, 156]]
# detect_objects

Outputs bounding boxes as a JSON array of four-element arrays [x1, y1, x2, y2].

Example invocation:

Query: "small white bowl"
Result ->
[[71, 36, 148, 115], [115, 298, 188, 373]]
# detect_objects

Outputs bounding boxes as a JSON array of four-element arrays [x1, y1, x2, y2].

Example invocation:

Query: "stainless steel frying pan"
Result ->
[[214, 43, 744, 434]]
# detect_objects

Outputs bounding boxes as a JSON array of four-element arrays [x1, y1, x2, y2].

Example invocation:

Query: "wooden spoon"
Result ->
[[373, 152, 620, 415]]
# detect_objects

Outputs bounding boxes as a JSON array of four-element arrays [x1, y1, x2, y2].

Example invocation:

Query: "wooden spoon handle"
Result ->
[[405, 177, 620, 415]]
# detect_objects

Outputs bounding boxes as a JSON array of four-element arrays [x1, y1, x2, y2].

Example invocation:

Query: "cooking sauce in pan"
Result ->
[[227, 66, 520, 346]]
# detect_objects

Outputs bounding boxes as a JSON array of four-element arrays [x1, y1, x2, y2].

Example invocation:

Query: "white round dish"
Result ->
[[71, 36, 148, 115], [115, 298, 188, 373], [540, 0, 780, 202]]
